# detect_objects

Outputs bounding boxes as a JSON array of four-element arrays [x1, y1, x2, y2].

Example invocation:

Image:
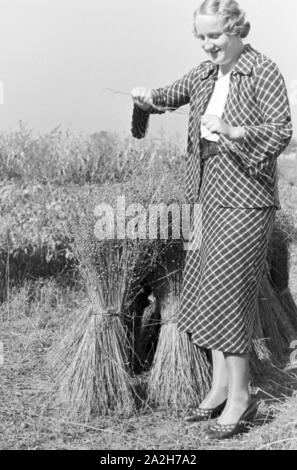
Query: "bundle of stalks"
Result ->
[[47, 199, 159, 421], [267, 212, 297, 332], [48, 301, 134, 420], [249, 298, 274, 381], [257, 269, 297, 365], [250, 211, 297, 373], [147, 273, 211, 412], [278, 288, 297, 332], [250, 338, 273, 383]]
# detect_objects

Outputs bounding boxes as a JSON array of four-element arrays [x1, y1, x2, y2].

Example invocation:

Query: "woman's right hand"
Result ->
[[131, 87, 154, 111]]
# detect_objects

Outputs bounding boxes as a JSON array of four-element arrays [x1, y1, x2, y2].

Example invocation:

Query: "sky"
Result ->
[[0, 0, 296, 144]]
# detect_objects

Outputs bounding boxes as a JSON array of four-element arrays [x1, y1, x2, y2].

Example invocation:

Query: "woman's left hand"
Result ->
[[201, 114, 232, 138]]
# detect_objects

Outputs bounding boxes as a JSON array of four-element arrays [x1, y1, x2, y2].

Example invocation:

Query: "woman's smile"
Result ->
[[209, 49, 221, 58]]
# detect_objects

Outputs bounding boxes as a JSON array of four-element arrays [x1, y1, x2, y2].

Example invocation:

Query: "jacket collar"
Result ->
[[200, 43, 255, 80]]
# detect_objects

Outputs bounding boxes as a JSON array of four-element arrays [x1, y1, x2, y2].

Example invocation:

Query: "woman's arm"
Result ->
[[220, 60, 293, 176], [131, 68, 194, 139]]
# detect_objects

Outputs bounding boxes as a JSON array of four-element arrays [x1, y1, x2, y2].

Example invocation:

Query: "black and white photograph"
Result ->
[[1, 0, 297, 453]]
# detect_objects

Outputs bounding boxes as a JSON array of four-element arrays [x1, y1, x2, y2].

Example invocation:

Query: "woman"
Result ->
[[131, 0, 293, 439]]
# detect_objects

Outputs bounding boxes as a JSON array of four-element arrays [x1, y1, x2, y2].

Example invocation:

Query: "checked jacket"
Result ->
[[131, 43, 293, 209]]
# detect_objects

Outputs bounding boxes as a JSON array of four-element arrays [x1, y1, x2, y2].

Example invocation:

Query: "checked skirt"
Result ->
[[177, 148, 276, 355]]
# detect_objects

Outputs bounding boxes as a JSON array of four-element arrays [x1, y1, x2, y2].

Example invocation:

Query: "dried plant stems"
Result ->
[[49, 302, 134, 420], [278, 288, 297, 333], [258, 272, 297, 365], [47, 265, 136, 420], [48, 213, 138, 419], [47, 189, 161, 420], [147, 276, 211, 411], [148, 323, 211, 411]]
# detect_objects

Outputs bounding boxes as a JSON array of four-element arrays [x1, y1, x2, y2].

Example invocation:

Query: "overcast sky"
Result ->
[[0, 0, 296, 143]]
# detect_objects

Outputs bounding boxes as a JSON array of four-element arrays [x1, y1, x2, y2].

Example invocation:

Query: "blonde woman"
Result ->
[[131, 0, 293, 439]]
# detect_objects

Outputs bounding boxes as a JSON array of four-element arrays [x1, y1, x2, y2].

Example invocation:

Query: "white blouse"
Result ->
[[200, 69, 231, 142]]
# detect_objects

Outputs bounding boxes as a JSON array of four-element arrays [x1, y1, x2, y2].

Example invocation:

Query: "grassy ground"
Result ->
[[1, 152, 297, 450], [1, 226, 297, 450], [1, 292, 297, 451]]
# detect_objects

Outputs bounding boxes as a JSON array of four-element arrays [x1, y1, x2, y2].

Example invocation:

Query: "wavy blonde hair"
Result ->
[[193, 0, 251, 38]]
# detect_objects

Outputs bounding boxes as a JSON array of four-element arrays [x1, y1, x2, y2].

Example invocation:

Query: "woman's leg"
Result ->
[[216, 353, 251, 425], [199, 349, 228, 409]]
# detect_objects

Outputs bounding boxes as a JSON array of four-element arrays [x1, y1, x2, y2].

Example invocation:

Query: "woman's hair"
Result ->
[[193, 0, 251, 39]]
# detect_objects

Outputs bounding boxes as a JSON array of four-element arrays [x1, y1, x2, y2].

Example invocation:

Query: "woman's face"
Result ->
[[194, 14, 241, 66]]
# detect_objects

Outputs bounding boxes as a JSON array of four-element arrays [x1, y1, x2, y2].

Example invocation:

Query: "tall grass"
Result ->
[[0, 123, 186, 186]]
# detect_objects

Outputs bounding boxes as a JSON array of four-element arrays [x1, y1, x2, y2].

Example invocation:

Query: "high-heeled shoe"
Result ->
[[184, 400, 227, 423], [204, 401, 258, 440]]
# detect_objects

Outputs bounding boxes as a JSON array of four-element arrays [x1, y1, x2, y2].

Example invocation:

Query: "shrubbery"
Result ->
[[0, 123, 296, 302], [0, 124, 187, 298]]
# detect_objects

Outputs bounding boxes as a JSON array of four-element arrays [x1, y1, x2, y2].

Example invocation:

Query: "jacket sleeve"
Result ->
[[131, 68, 194, 139], [220, 60, 293, 177]]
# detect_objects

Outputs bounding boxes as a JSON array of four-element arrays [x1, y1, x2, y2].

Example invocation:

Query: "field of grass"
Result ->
[[1, 127, 297, 450], [1, 278, 297, 450]]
